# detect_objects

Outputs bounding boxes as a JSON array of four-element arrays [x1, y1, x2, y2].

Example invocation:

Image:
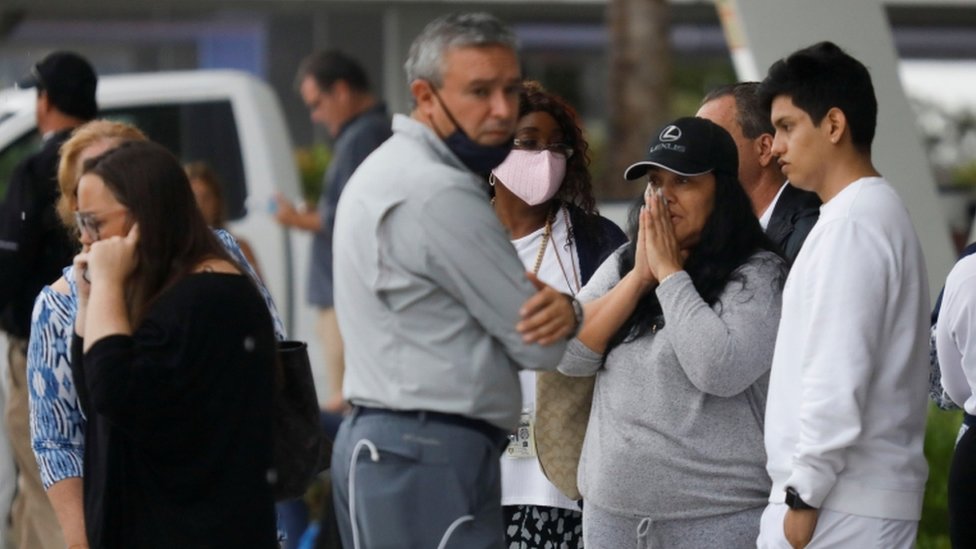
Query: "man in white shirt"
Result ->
[[756, 42, 930, 549], [696, 82, 819, 263]]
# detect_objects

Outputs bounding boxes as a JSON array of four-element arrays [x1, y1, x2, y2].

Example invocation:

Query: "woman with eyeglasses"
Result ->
[[70, 141, 277, 547], [490, 81, 625, 548], [26, 121, 283, 548]]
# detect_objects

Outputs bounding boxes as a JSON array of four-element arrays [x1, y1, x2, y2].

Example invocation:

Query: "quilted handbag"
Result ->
[[533, 370, 595, 501]]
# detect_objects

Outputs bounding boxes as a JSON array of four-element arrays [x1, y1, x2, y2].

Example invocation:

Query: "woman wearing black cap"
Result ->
[[559, 117, 787, 548]]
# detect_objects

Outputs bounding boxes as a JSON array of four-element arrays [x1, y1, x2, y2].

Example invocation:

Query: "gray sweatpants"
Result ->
[[583, 501, 764, 549], [331, 408, 506, 549]]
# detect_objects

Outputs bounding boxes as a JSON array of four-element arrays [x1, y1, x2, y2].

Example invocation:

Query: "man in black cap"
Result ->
[[0, 50, 97, 549]]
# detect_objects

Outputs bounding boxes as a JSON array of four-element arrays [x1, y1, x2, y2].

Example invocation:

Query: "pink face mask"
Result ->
[[491, 149, 567, 206]]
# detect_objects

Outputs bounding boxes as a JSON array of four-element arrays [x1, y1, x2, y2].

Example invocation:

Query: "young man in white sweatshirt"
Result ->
[[756, 42, 930, 549]]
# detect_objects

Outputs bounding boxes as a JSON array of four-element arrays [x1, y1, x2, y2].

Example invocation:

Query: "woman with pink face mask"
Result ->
[[490, 81, 625, 548]]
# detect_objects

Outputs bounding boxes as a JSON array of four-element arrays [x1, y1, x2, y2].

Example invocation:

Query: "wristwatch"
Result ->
[[785, 487, 816, 510]]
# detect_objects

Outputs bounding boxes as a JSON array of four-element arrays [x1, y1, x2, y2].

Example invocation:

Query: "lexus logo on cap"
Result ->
[[659, 125, 682, 142]]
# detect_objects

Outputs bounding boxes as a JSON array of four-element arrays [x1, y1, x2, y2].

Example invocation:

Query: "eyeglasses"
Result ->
[[512, 138, 574, 159], [74, 208, 128, 242]]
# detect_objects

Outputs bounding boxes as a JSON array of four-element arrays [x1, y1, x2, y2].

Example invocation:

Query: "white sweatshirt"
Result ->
[[764, 177, 930, 521], [936, 253, 976, 416]]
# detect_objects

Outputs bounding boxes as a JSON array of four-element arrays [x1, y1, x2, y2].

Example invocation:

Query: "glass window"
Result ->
[[103, 100, 248, 221], [0, 130, 41, 202], [0, 101, 246, 219]]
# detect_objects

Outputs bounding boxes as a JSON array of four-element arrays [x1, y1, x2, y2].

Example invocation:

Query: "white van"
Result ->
[[0, 69, 318, 384]]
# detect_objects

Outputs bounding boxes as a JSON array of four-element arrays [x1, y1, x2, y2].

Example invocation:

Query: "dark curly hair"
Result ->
[[607, 168, 786, 352], [515, 81, 597, 216]]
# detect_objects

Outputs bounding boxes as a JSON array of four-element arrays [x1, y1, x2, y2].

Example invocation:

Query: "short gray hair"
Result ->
[[404, 12, 519, 88], [701, 82, 773, 139]]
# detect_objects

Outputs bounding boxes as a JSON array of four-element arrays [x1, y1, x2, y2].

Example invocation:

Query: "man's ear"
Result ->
[[756, 133, 775, 168], [823, 107, 847, 145], [330, 80, 350, 103], [36, 90, 51, 114], [410, 79, 435, 116]]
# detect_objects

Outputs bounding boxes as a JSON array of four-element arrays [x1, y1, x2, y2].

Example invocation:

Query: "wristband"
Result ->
[[659, 270, 682, 286]]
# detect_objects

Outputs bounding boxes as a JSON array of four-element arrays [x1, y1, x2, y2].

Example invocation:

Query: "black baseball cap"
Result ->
[[624, 116, 737, 180], [17, 51, 98, 120]]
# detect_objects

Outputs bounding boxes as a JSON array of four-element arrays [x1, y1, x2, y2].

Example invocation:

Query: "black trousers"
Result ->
[[949, 415, 976, 548]]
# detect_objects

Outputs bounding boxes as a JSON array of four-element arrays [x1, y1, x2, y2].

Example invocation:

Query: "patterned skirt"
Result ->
[[503, 504, 584, 549]]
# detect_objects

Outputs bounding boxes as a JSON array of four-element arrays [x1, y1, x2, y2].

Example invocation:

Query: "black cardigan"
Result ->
[[72, 273, 277, 549], [566, 203, 628, 285]]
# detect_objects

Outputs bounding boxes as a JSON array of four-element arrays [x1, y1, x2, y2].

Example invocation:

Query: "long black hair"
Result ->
[[606, 169, 786, 352]]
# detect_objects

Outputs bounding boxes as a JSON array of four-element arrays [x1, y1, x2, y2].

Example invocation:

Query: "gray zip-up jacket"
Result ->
[[560, 250, 784, 520], [333, 114, 567, 431]]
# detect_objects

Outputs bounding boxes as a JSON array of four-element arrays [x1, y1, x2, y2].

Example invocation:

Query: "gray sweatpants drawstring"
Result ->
[[637, 517, 654, 549]]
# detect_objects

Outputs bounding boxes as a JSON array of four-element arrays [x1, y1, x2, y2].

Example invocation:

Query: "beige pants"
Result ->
[[4, 336, 64, 549], [315, 308, 345, 404]]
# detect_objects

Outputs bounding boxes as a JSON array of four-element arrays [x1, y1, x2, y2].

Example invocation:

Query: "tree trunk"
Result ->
[[604, 0, 672, 201]]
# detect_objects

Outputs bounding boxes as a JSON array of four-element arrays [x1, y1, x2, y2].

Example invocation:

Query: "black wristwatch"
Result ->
[[785, 487, 816, 510]]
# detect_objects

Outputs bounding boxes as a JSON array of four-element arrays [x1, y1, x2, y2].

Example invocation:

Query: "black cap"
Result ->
[[624, 116, 737, 180], [17, 51, 98, 120]]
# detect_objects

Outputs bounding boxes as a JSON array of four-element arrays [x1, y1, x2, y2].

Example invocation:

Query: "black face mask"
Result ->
[[428, 84, 513, 174]]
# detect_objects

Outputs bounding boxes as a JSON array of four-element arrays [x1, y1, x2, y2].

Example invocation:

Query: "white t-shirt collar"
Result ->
[[758, 181, 790, 230]]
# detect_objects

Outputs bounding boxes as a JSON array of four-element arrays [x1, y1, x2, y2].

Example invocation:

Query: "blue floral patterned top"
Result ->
[[27, 229, 285, 488]]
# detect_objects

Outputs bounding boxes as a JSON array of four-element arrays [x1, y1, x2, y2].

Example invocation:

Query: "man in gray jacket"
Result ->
[[329, 12, 580, 549]]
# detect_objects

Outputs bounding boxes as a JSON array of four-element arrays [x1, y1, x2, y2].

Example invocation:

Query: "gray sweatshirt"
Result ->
[[559, 250, 784, 520], [334, 115, 566, 431]]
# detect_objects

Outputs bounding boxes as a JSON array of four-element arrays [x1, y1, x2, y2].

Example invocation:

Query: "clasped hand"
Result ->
[[635, 183, 684, 287]]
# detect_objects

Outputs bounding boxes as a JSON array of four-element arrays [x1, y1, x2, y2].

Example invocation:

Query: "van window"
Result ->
[[0, 130, 41, 202], [103, 101, 248, 221]]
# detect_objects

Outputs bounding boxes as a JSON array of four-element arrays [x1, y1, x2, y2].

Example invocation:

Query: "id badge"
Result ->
[[504, 407, 536, 459]]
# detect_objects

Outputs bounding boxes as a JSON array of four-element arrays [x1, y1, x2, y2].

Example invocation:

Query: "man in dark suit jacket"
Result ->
[[0, 51, 96, 549], [697, 82, 820, 263]]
